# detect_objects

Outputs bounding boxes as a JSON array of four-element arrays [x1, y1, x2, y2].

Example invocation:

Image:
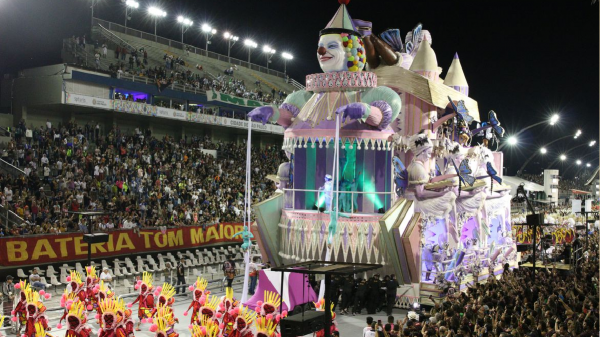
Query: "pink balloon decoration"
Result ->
[[183, 312, 188, 316], [57, 323, 63, 329], [127, 303, 133, 308], [188, 285, 194, 291], [39, 290, 46, 296], [149, 324, 158, 332], [14, 283, 21, 289]]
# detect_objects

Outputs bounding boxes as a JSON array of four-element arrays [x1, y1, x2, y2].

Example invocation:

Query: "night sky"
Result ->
[[0, 0, 598, 177]]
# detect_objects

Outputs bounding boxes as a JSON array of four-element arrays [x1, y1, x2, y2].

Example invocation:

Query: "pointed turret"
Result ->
[[409, 39, 439, 81], [444, 53, 469, 96]]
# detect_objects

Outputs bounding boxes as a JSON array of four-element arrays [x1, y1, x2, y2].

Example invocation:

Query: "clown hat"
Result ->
[[320, 0, 360, 38]]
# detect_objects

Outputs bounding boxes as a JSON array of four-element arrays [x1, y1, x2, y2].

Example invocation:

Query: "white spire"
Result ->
[[444, 53, 468, 87], [409, 39, 438, 73], [444, 53, 469, 95]]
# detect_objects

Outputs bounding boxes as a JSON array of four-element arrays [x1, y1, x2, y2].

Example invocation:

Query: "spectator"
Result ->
[[94, 52, 100, 69], [175, 258, 186, 294], [29, 268, 46, 290], [247, 256, 262, 295], [102, 44, 108, 58], [99, 267, 113, 289], [2, 275, 14, 326]]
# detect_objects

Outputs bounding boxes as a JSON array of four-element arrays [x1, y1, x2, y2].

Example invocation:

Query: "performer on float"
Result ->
[[98, 298, 126, 337], [253, 317, 277, 337], [121, 305, 135, 337], [128, 272, 155, 331], [184, 278, 209, 325], [12, 280, 30, 335], [24, 290, 50, 337], [231, 227, 254, 251], [63, 301, 91, 337]]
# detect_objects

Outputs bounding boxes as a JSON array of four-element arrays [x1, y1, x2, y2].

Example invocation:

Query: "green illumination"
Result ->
[[362, 178, 383, 209]]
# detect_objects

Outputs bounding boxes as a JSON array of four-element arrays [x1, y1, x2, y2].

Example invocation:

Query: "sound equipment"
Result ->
[[280, 310, 326, 337], [526, 214, 544, 226], [516, 244, 532, 252], [83, 233, 109, 244]]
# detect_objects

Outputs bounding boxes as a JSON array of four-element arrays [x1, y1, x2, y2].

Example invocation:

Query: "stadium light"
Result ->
[[124, 0, 139, 27], [586, 163, 592, 167], [507, 136, 518, 146], [282, 52, 293, 75], [560, 154, 567, 161], [177, 16, 193, 44], [577, 160, 582, 165], [223, 32, 239, 63], [262, 45, 276, 70], [590, 140, 597, 147], [498, 113, 560, 150], [540, 147, 547, 154], [574, 129, 582, 139], [201, 24, 217, 52], [148, 6, 167, 39], [244, 39, 258, 63]]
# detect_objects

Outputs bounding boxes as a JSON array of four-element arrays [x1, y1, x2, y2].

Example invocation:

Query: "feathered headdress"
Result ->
[[234, 305, 257, 332], [189, 316, 219, 337], [191, 277, 209, 300], [255, 316, 277, 337], [85, 266, 97, 283], [259, 291, 281, 316], [66, 301, 87, 330], [156, 283, 175, 306], [34, 321, 48, 337], [98, 280, 113, 301], [16, 280, 31, 301], [99, 298, 120, 330], [200, 294, 220, 319]]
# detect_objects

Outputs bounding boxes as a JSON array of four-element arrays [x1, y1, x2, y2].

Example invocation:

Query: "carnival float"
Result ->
[[250, 0, 517, 303]]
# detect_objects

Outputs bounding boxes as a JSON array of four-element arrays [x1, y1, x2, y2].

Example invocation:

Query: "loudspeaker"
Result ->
[[280, 310, 326, 337], [526, 214, 544, 226], [83, 233, 109, 244], [516, 244, 532, 252]]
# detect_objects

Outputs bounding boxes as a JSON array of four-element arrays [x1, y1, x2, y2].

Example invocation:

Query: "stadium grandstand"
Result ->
[[0, 15, 296, 290]]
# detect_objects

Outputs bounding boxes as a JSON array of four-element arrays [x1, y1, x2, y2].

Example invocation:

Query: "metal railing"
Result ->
[[0, 203, 25, 231], [289, 77, 305, 91], [92, 17, 290, 80], [282, 188, 394, 213], [0, 158, 25, 178]]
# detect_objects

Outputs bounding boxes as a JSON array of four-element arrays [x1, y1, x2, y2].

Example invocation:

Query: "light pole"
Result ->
[[148, 6, 167, 41], [90, 0, 100, 28], [177, 16, 193, 44], [281, 52, 293, 75], [517, 130, 583, 175], [201, 24, 217, 52], [223, 32, 239, 63], [124, 0, 139, 27], [244, 39, 257, 64], [262, 45, 276, 70], [498, 113, 560, 150]]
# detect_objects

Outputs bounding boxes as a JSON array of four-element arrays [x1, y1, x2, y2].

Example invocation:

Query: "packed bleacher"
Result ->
[[379, 233, 599, 337], [520, 173, 591, 192], [0, 120, 285, 236]]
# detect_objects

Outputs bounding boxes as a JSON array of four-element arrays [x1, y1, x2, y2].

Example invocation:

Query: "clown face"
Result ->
[[317, 35, 346, 73]]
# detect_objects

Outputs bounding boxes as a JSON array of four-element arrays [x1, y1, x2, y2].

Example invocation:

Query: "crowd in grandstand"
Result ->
[[519, 173, 591, 192], [0, 120, 285, 236]]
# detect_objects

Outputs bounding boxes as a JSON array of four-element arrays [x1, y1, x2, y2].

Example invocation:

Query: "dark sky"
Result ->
[[0, 0, 598, 177]]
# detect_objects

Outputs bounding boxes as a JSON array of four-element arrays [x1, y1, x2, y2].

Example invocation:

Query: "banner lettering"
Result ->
[[0, 223, 246, 266]]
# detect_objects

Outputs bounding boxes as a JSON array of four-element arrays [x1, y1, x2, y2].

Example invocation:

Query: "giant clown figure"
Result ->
[[249, 0, 402, 247]]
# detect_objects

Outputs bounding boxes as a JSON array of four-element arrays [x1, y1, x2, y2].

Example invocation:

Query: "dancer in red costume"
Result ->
[[84, 267, 100, 311], [63, 301, 91, 337], [97, 298, 126, 337], [11, 281, 30, 335], [184, 277, 209, 324], [23, 290, 50, 337], [95, 281, 114, 326], [128, 272, 154, 331]]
